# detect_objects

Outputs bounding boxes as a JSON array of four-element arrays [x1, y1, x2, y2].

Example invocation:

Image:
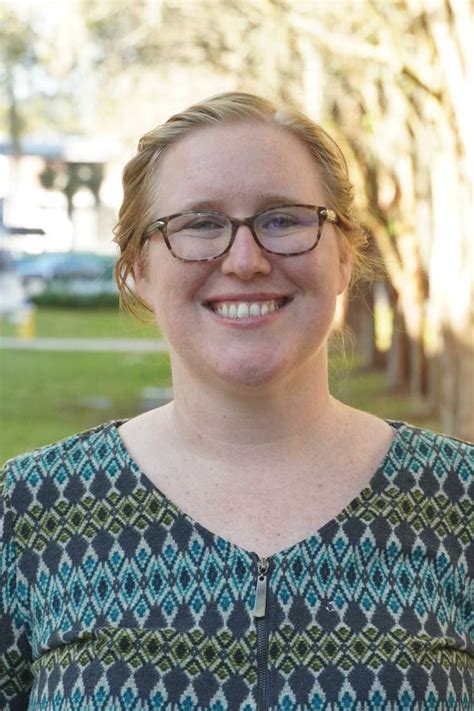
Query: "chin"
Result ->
[[209, 355, 295, 391]]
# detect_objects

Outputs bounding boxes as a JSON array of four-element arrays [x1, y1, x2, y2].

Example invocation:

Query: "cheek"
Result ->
[[141, 266, 203, 330], [291, 259, 331, 298]]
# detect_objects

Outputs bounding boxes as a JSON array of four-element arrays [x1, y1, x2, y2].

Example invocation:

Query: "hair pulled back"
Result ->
[[113, 91, 369, 320]]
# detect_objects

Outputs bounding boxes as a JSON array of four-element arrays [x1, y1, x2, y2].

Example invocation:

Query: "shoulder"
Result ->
[[1, 420, 128, 512], [387, 422, 473, 575], [388, 420, 473, 497], [390, 419, 473, 462]]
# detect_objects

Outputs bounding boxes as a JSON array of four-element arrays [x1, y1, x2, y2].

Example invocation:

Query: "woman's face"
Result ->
[[135, 120, 351, 391]]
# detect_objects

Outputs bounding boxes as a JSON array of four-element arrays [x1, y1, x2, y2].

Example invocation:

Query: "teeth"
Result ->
[[213, 300, 285, 318]]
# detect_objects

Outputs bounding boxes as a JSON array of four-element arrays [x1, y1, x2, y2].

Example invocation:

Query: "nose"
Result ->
[[220, 225, 272, 279]]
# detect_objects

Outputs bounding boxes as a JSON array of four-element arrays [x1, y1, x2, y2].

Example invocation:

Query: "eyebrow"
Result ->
[[177, 193, 302, 213]]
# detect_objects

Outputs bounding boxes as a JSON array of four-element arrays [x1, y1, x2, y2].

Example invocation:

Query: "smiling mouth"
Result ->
[[204, 297, 292, 319]]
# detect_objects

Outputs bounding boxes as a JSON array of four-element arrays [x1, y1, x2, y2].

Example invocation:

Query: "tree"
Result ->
[[286, 0, 473, 438], [2, 0, 471, 437]]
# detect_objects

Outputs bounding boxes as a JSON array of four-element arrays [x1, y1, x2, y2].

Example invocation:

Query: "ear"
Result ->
[[336, 239, 352, 295], [132, 254, 152, 309]]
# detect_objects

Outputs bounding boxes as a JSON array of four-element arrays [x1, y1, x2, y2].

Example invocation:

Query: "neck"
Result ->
[[167, 348, 347, 466]]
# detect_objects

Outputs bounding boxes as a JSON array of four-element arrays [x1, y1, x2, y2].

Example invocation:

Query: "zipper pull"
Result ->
[[253, 557, 269, 618]]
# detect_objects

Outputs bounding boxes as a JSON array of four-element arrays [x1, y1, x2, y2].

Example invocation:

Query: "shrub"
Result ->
[[31, 291, 120, 309]]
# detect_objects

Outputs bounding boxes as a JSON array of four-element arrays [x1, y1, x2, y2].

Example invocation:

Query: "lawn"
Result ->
[[0, 349, 171, 462], [0, 307, 160, 339], [0, 307, 441, 463]]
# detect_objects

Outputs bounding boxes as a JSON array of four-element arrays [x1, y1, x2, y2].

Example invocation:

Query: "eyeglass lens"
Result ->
[[166, 206, 321, 260]]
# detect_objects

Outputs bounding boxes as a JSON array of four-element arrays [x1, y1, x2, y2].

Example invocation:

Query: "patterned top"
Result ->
[[1, 419, 473, 710]]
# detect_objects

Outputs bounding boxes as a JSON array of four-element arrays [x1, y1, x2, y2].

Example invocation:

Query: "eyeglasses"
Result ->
[[142, 203, 338, 262]]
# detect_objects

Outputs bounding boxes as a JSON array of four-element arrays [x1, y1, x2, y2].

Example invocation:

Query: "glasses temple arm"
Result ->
[[321, 208, 337, 223]]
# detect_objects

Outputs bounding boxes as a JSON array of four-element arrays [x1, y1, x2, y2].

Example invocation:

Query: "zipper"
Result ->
[[253, 555, 271, 710]]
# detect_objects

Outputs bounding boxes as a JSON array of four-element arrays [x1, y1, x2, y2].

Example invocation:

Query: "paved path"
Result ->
[[0, 337, 169, 352]]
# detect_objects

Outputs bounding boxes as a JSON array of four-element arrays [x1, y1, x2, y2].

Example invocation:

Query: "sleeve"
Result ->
[[0, 464, 33, 709]]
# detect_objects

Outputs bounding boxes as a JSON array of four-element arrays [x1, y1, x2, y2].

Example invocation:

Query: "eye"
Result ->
[[256, 206, 319, 235], [169, 213, 228, 237], [188, 218, 224, 231], [259, 211, 302, 233], [176, 215, 227, 232], [263, 214, 299, 230]]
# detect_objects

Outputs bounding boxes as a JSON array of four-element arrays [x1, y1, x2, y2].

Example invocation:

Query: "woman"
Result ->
[[1, 92, 472, 710]]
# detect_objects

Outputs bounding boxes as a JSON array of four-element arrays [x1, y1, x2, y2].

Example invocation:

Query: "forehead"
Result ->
[[154, 121, 325, 213]]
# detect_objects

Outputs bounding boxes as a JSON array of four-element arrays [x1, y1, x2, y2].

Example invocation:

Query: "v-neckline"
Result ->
[[106, 418, 409, 564]]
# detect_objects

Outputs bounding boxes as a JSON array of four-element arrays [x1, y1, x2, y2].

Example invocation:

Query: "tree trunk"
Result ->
[[438, 327, 474, 441], [346, 290, 380, 370], [428, 123, 474, 439], [387, 288, 410, 391]]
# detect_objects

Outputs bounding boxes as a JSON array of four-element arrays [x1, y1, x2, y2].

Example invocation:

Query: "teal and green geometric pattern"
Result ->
[[1, 420, 472, 709]]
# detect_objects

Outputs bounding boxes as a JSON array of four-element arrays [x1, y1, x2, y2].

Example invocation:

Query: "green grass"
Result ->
[[0, 349, 171, 462], [1, 347, 440, 464], [330, 357, 440, 432], [0, 307, 160, 340], [0, 307, 441, 463]]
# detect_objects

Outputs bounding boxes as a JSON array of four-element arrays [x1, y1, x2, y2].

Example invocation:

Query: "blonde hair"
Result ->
[[113, 91, 370, 321]]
